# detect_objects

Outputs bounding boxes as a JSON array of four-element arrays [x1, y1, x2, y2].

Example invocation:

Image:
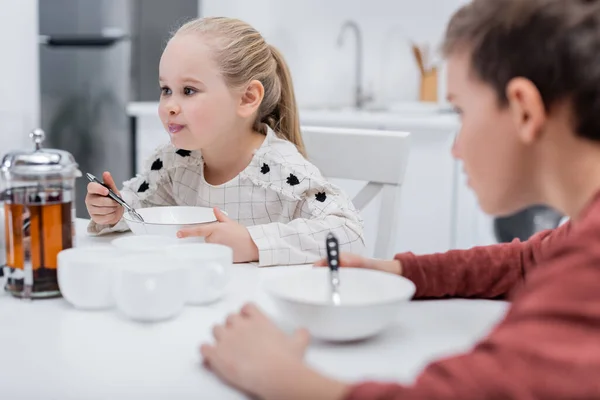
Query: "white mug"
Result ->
[[113, 253, 186, 322], [166, 243, 232, 305], [57, 246, 118, 310]]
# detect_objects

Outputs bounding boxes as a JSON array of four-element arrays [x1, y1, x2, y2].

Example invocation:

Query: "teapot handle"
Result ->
[[0, 211, 3, 274], [0, 195, 5, 284]]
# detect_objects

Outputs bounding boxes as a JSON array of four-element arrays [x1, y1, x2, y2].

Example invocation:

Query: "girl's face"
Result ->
[[158, 33, 240, 151]]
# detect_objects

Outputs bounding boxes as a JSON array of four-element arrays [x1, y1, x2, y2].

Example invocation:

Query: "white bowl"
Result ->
[[264, 268, 416, 341], [111, 235, 181, 254], [57, 246, 120, 310], [165, 243, 232, 305], [113, 254, 187, 322], [123, 206, 217, 237]]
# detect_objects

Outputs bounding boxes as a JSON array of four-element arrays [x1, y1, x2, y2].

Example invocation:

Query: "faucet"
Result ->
[[337, 20, 371, 109]]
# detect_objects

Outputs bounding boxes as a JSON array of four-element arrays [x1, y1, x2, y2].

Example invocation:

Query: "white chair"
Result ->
[[301, 126, 411, 259]]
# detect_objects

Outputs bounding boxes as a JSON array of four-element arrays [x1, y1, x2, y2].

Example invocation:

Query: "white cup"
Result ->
[[166, 243, 232, 305], [57, 246, 119, 310], [113, 253, 186, 322]]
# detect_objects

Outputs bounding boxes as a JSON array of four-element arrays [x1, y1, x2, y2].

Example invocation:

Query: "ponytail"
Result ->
[[263, 45, 306, 157]]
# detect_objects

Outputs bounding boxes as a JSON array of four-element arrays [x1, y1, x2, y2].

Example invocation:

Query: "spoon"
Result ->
[[326, 232, 341, 305]]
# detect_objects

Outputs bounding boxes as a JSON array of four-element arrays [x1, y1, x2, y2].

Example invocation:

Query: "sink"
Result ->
[[301, 105, 388, 113], [299, 101, 461, 132], [385, 102, 456, 115], [301, 102, 456, 115]]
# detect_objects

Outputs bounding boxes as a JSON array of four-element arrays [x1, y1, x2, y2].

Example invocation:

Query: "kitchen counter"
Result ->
[[126, 102, 460, 133]]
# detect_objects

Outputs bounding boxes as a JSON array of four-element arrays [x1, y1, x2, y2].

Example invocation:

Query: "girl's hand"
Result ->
[[85, 171, 124, 226], [177, 208, 259, 263]]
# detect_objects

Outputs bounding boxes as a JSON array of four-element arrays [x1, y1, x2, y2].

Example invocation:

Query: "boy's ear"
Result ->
[[238, 80, 264, 118], [506, 77, 547, 144]]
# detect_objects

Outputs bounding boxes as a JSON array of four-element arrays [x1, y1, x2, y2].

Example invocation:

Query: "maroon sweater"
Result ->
[[346, 194, 600, 400]]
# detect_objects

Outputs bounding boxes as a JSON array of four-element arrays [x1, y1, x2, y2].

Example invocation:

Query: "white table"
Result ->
[[0, 220, 508, 399]]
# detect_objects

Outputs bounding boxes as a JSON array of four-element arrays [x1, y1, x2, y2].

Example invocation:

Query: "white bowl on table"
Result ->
[[123, 206, 217, 238], [264, 268, 416, 342]]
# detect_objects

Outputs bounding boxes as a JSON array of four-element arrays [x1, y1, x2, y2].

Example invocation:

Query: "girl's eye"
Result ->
[[160, 86, 172, 96], [183, 87, 197, 96]]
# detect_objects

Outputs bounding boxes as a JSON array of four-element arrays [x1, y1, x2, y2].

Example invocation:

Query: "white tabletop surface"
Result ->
[[0, 220, 508, 399]]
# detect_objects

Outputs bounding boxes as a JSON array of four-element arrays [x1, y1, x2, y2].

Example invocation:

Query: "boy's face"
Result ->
[[447, 51, 536, 216]]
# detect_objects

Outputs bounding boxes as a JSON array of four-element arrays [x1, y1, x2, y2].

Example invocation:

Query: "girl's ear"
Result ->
[[237, 80, 264, 118]]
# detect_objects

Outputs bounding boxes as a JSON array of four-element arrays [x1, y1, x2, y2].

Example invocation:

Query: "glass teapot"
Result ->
[[1, 129, 81, 299]]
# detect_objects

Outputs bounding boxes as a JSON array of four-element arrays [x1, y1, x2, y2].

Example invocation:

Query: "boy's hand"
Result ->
[[314, 253, 402, 275], [201, 303, 311, 398]]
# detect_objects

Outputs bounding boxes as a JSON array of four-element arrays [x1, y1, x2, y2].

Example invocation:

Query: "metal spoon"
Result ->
[[326, 233, 341, 305], [86, 173, 145, 223]]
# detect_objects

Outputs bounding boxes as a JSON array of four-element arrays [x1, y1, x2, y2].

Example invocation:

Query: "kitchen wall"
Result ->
[[0, 0, 40, 153], [200, 0, 469, 108], [130, 0, 199, 101]]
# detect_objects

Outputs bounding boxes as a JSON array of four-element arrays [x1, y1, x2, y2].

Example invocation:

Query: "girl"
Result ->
[[85, 17, 365, 265], [200, 0, 600, 399]]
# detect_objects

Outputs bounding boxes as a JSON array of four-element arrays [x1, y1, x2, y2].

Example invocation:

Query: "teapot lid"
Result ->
[[0, 129, 81, 181]]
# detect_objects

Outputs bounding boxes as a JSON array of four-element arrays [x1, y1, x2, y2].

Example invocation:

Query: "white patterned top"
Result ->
[[88, 128, 365, 266]]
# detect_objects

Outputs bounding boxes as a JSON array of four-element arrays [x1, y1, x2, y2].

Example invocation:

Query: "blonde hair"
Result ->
[[175, 17, 306, 157]]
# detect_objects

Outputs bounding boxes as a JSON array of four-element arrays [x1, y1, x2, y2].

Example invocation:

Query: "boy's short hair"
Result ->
[[443, 0, 600, 141]]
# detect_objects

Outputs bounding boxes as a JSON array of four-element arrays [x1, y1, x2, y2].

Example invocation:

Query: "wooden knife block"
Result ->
[[420, 67, 438, 102]]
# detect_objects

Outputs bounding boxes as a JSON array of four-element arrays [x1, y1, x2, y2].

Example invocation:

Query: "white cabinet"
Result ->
[[453, 165, 498, 250], [383, 130, 456, 255], [127, 102, 487, 257], [135, 113, 168, 173]]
